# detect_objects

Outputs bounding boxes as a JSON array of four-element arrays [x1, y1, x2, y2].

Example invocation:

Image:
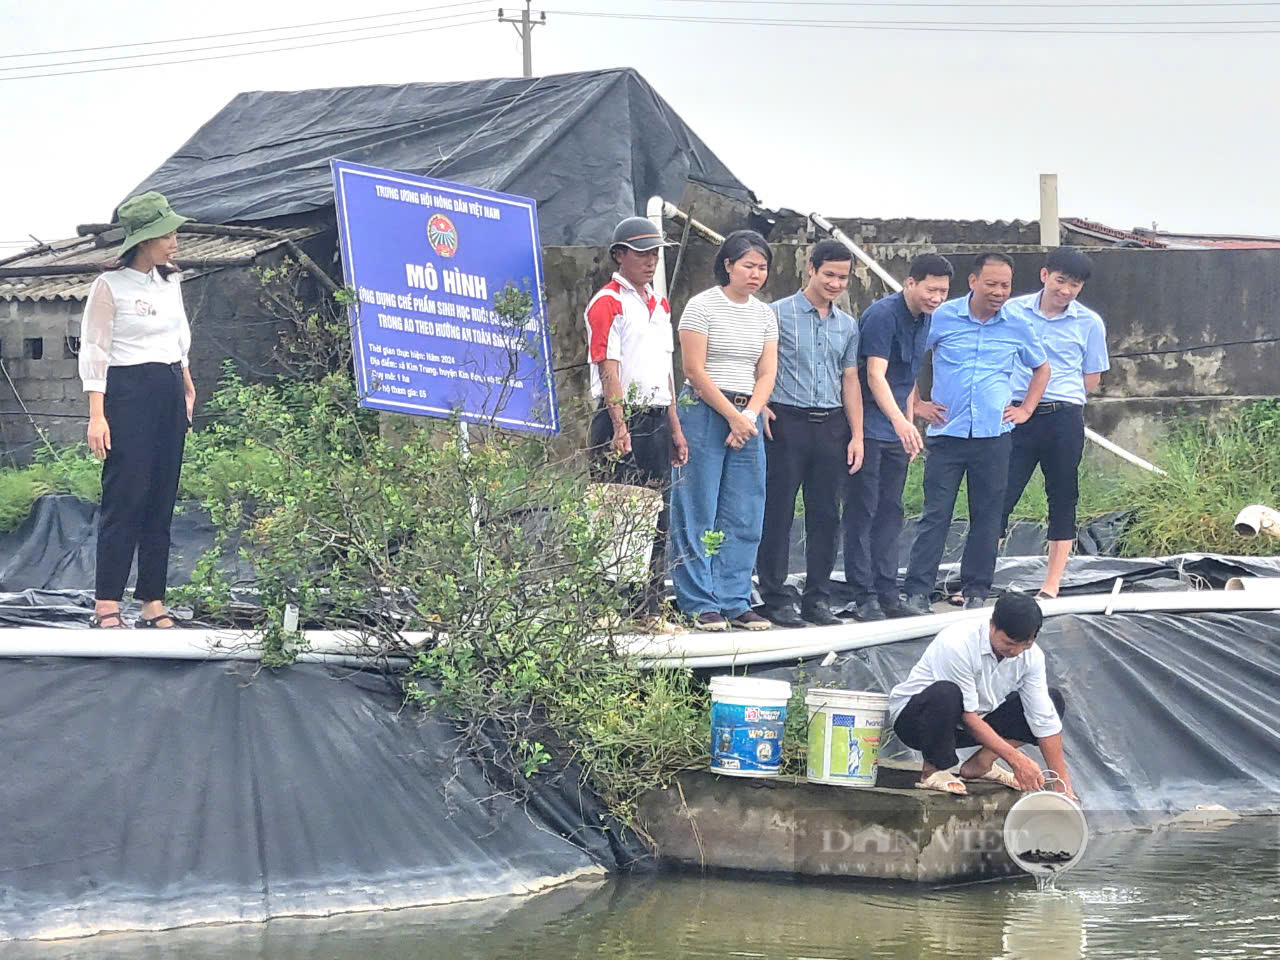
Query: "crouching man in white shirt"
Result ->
[[887, 593, 1078, 799]]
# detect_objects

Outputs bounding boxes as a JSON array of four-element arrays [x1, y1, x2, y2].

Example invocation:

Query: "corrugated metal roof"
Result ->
[[1061, 217, 1280, 250], [1060, 217, 1165, 248], [0, 226, 323, 302]]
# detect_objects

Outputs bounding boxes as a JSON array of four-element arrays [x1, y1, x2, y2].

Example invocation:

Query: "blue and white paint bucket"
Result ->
[[709, 676, 792, 777]]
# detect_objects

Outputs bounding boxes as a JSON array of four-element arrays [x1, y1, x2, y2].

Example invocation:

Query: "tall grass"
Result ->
[[901, 400, 1280, 557], [0, 438, 282, 534], [901, 452, 1135, 524], [1113, 400, 1280, 556]]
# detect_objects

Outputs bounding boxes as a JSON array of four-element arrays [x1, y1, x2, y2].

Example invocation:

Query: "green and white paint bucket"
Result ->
[[805, 688, 888, 788]]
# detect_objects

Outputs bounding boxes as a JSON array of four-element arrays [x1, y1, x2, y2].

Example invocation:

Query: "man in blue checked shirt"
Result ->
[[900, 252, 1051, 616], [755, 240, 864, 628], [1000, 248, 1109, 600]]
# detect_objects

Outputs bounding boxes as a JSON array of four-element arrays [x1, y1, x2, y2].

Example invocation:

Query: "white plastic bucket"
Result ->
[[1003, 790, 1089, 875], [709, 675, 792, 777], [805, 688, 888, 788]]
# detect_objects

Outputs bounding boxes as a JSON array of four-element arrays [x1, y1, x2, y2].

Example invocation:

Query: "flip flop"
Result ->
[[635, 615, 687, 635], [961, 764, 1019, 790], [914, 770, 967, 795], [137, 612, 180, 629]]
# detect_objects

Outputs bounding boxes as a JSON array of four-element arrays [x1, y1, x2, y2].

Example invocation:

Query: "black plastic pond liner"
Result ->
[[757, 609, 1280, 831], [0, 659, 648, 941], [5, 495, 1279, 626]]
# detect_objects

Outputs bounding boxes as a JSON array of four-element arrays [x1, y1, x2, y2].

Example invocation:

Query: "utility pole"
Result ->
[[1039, 173, 1060, 247], [497, 2, 546, 78]]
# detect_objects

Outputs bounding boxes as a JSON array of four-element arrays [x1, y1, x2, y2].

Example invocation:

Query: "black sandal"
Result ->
[[1035, 590, 1058, 600], [89, 611, 128, 629], [137, 612, 180, 629]]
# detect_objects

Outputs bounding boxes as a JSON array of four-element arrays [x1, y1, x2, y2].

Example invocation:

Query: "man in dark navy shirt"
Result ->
[[843, 254, 954, 620]]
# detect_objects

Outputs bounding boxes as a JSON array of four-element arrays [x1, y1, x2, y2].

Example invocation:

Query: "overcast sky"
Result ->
[[2, 0, 1277, 253]]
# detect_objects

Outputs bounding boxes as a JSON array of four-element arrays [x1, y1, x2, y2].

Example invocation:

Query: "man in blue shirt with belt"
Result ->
[[901, 252, 1051, 615], [844, 253, 954, 622], [1001, 248, 1109, 600], [756, 240, 863, 627]]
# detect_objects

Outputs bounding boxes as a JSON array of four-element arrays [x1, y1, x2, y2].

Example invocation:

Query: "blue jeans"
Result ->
[[669, 390, 766, 618]]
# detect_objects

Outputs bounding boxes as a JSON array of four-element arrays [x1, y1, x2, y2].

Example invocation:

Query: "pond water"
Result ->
[[11, 818, 1277, 960]]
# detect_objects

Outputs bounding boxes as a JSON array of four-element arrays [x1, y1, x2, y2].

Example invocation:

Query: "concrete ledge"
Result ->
[[638, 767, 1025, 884]]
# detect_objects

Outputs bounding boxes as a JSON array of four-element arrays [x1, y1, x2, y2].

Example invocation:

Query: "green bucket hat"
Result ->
[[117, 191, 191, 257]]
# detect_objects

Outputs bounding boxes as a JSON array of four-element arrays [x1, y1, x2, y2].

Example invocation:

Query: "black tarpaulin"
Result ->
[[3, 494, 1279, 624], [122, 69, 755, 245], [0, 660, 644, 941], [760, 610, 1280, 830]]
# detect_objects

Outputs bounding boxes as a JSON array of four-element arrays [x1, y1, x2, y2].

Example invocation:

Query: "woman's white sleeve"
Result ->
[[176, 279, 191, 367], [79, 276, 115, 393]]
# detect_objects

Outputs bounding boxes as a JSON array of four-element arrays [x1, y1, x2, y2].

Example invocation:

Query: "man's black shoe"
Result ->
[[881, 596, 914, 619], [762, 604, 806, 628], [964, 596, 986, 610], [900, 594, 932, 616], [853, 597, 888, 622], [801, 601, 842, 627]]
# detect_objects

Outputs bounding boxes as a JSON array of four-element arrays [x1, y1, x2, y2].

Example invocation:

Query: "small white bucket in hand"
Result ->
[[1002, 774, 1088, 875]]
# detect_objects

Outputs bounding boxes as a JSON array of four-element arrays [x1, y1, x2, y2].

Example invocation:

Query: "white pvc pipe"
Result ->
[[808, 212, 902, 292], [631, 589, 1280, 669], [646, 195, 669, 300], [660, 201, 725, 244], [1082, 427, 1166, 476], [3, 587, 1277, 667], [0, 628, 428, 662], [1234, 504, 1280, 538]]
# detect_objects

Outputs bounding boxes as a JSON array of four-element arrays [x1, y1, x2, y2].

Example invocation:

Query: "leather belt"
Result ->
[[721, 390, 752, 408], [773, 402, 842, 423], [1015, 400, 1081, 416]]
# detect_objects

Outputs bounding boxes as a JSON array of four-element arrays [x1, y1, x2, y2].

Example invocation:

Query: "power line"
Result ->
[[547, 9, 1280, 32], [1, 9, 489, 74], [2, 17, 491, 82], [0, 1, 487, 60], [657, 0, 1280, 6]]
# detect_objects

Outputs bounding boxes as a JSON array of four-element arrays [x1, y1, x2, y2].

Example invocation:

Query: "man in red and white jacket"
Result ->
[[584, 216, 689, 630]]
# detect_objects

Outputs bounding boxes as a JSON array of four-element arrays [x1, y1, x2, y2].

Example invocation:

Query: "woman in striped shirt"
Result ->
[[670, 230, 778, 631]]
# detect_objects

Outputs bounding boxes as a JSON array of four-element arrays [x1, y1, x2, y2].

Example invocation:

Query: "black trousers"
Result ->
[[894, 680, 1067, 770], [903, 434, 1012, 600], [843, 437, 911, 604], [756, 405, 850, 609], [97, 362, 188, 602], [1001, 403, 1086, 541], [588, 405, 672, 616]]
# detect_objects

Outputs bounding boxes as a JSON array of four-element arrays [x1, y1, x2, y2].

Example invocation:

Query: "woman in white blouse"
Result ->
[[80, 192, 196, 628]]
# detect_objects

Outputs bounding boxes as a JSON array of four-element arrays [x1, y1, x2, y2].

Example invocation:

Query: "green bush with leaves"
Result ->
[[178, 266, 708, 824]]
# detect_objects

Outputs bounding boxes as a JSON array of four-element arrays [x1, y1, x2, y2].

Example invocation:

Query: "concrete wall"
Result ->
[[4, 230, 1275, 463]]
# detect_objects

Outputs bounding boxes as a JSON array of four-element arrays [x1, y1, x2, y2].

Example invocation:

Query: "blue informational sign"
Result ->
[[331, 159, 559, 434]]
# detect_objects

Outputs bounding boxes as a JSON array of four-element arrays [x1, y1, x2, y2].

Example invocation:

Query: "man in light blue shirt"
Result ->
[[1000, 248, 1109, 600], [901, 252, 1051, 615]]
